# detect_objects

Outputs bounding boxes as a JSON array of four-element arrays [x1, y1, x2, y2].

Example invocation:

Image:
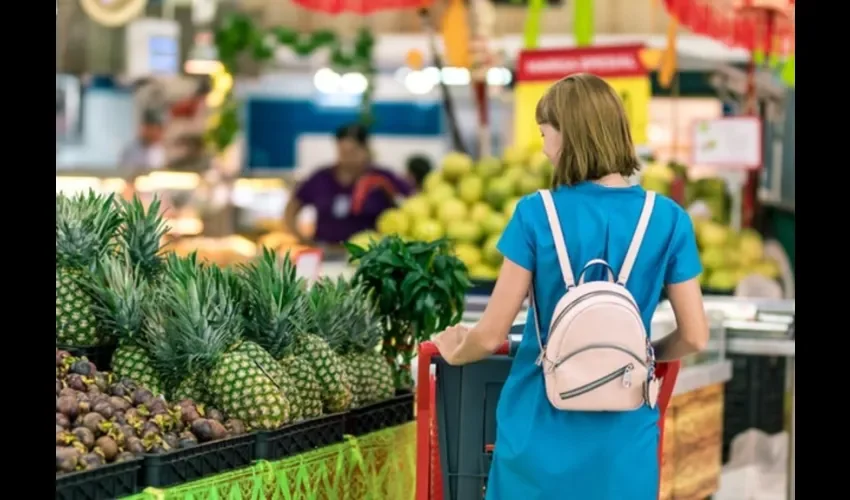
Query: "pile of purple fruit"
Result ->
[[56, 349, 246, 474]]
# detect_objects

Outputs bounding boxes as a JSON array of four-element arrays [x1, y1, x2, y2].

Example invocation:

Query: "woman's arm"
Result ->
[[284, 174, 321, 244], [652, 210, 708, 361], [445, 259, 531, 365], [283, 197, 307, 243], [653, 278, 709, 361]]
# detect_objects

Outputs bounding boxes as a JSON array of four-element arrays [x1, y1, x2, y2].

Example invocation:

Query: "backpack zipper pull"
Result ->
[[535, 352, 544, 367], [622, 364, 633, 388]]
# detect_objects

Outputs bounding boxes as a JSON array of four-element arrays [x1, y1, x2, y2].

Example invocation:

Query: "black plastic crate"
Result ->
[[345, 390, 415, 436], [722, 354, 787, 462], [141, 433, 257, 488], [56, 344, 117, 372], [254, 413, 345, 461], [56, 457, 142, 500]]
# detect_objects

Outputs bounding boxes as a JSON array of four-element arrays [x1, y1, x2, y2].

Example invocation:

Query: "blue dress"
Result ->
[[489, 183, 702, 500]]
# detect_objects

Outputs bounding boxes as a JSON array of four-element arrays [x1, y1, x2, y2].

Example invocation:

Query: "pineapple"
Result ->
[[239, 249, 323, 420], [115, 196, 169, 282], [85, 254, 165, 395], [86, 197, 169, 394], [297, 280, 354, 413], [309, 279, 394, 407], [146, 260, 290, 430], [56, 191, 123, 346], [344, 283, 395, 404]]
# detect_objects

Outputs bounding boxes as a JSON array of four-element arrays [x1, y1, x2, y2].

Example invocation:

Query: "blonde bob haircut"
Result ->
[[535, 73, 640, 187]]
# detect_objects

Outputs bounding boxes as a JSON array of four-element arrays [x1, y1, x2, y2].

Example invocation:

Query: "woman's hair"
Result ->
[[535, 73, 640, 187], [406, 155, 433, 188], [335, 123, 370, 147]]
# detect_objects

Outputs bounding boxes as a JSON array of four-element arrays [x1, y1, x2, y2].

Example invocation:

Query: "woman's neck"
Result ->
[[592, 174, 630, 187]]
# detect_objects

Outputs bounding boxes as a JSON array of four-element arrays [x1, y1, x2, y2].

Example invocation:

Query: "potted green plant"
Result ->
[[345, 236, 471, 389]]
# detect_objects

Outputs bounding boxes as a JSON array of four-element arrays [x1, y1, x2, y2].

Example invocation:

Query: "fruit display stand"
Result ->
[[119, 421, 417, 500]]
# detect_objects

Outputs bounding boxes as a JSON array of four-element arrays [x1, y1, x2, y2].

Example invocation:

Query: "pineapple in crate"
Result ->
[[56, 191, 123, 346], [308, 278, 395, 407], [85, 256, 165, 395], [239, 249, 324, 420], [84, 197, 169, 394], [146, 257, 290, 430]]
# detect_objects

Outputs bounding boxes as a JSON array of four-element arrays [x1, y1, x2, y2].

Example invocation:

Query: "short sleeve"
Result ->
[[665, 210, 702, 285], [496, 197, 535, 271], [294, 172, 322, 205]]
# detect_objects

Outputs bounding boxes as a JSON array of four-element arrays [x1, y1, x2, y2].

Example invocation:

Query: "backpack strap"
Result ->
[[617, 191, 656, 286], [538, 190, 576, 288]]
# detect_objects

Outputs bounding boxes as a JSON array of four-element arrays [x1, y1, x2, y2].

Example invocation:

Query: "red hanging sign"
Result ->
[[292, 0, 431, 15]]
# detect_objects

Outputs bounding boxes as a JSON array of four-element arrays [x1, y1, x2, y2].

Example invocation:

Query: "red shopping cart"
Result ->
[[415, 339, 680, 500]]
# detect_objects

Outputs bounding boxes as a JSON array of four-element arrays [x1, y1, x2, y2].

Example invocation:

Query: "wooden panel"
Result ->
[[668, 384, 724, 500]]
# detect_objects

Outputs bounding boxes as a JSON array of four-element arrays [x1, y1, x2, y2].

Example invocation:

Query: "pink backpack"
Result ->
[[531, 189, 660, 412]]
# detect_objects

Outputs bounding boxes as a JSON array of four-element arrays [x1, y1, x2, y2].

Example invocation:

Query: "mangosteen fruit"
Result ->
[[57, 395, 78, 420], [140, 420, 162, 439], [163, 432, 179, 449], [80, 413, 106, 435], [72, 427, 96, 449], [191, 418, 228, 443], [59, 387, 78, 399], [177, 431, 198, 449], [206, 408, 225, 422], [56, 446, 79, 473], [95, 436, 119, 461], [79, 452, 105, 470], [224, 419, 246, 436], [66, 374, 88, 392], [132, 388, 154, 407], [56, 379, 62, 395], [70, 359, 96, 376], [56, 413, 70, 429], [56, 424, 64, 434], [92, 401, 115, 419], [115, 451, 136, 462], [108, 383, 129, 398], [56, 431, 75, 447], [93, 372, 111, 390], [56, 350, 72, 365], [125, 436, 145, 455], [109, 396, 131, 412]]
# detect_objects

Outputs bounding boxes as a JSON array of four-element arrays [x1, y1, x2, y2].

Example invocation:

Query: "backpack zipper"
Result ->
[[552, 344, 647, 370], [558, 364, 634, 400], [549, 290, 639, 334]]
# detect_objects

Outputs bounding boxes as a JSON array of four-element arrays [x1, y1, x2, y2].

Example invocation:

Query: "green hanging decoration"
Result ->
[[523, 0, 545, 49], [573, 0, 595, 47], [209, 14, 377, 152]]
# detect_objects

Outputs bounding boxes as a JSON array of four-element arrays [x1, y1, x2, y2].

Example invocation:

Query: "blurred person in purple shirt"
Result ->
[[284, 124, 412, 245]]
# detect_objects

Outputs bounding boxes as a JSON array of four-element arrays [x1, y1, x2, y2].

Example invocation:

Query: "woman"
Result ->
[[433, 74, 709, 499], [284, 124, 412, 245]]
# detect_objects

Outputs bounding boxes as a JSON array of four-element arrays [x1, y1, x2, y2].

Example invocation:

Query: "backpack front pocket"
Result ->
[[547, 344, 648, 411]]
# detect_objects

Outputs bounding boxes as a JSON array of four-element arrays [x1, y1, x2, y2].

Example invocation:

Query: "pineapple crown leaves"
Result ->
[[307, 277, 381, 354], [236, 248, 305, 358], [83, 253, 148, 346], [143, 260, 243, 384], [116, 195, 170, 282], [345, 235, 471, 340], [56, 190, 123, 270]]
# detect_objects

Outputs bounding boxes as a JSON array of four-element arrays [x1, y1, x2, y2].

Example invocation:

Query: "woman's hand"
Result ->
[[432, 325, 469, 365]]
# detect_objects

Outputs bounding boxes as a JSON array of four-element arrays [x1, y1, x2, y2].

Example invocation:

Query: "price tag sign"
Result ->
[[514, 44, 651, 148], [691, 117, 762, 169], [294, 248, 323, 285]]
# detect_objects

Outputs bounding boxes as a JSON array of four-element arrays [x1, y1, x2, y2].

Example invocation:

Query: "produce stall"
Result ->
[[56, 193, 435, 500]]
